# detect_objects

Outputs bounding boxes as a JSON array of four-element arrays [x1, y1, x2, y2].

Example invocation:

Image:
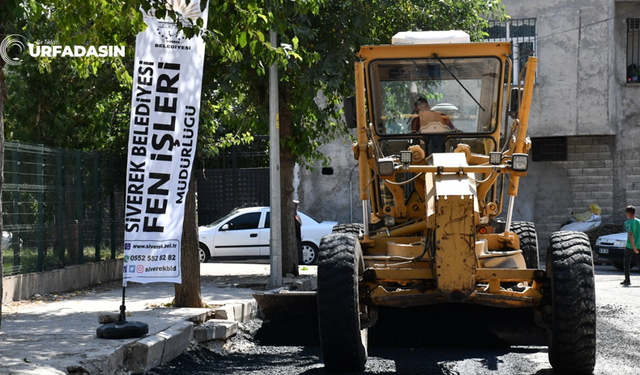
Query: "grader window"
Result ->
[[369, 57, 502, 137], [444, 137, 497, 155]]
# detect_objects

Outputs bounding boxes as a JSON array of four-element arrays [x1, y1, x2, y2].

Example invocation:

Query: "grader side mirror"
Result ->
[[344, 96, 357, 129], [508, 87, 522, 119]]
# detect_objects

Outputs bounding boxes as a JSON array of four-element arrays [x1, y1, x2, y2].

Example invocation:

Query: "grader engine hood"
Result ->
[[426, 153, 479, 302]]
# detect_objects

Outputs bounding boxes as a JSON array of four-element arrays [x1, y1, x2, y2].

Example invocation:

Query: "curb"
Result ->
[[119, 299, 259, 374]]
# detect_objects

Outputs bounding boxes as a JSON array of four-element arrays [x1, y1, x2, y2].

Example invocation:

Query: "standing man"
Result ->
[[294, 200, 302, 262], [622, 205, 640, 285]]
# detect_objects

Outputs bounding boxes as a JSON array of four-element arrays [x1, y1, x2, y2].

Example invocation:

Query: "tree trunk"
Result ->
[[0, 61, 6, 330], [174, 170, 204, 307], [279, 113, 299, 277]]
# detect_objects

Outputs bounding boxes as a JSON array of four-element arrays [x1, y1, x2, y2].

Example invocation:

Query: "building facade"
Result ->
[[496, 0, 640, 246]]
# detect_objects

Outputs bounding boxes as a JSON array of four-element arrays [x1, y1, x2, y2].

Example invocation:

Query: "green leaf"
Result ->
[[238, 31, 247, 48]]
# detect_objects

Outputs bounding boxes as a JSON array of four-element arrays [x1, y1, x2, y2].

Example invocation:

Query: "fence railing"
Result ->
[[2, 142, 126, 276]]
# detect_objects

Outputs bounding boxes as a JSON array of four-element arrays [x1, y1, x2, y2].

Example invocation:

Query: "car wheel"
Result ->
[[300, 242, 319, 265], [547, 231, 596, 375], [198, 243, 210, 263]]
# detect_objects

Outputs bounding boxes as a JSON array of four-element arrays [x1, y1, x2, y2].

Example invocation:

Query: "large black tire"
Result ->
[[510, 221, 540, 268], [547, 231, 596, 375], [331, 223, 364, 238], [317, 233, 368, 372]]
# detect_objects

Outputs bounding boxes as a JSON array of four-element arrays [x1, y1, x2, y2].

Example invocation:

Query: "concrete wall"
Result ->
[[503, 0, 617, 137], [2, 259, 123, 302], [296, 131, 363, 225]]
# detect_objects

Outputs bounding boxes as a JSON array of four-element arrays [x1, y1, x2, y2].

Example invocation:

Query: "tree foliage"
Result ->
[[0, 0, 508, 296], [193, 0, 507, 274], [5, 57, 132, 151]]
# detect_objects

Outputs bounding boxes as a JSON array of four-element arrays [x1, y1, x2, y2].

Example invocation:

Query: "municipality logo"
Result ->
[[0, 34, 28, 66], [149, 0, 206, 44]]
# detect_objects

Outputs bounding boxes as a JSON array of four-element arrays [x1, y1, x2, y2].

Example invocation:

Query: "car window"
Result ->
[[204, 210, 238, 228], [226, 212, 261, 230], [265, 212, 270, 228]]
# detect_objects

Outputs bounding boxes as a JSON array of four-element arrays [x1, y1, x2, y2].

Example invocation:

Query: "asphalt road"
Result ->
[[143, 264, 640, 375]]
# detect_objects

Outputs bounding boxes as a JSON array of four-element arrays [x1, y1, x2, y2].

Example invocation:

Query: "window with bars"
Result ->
[[628, 18, 640, 83], [531, 137, 567, 162], [484, 18, 537, 84]]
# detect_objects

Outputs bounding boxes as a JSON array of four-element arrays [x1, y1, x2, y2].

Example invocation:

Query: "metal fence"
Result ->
[[2, 142, 126, 276], [196, 135, 270, 225]]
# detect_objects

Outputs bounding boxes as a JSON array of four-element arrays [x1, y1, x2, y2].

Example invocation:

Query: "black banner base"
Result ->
[[96, 320, 149, 339]]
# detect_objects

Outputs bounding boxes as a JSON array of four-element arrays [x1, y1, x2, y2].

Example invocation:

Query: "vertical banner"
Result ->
[[123, 1, 208, 285]]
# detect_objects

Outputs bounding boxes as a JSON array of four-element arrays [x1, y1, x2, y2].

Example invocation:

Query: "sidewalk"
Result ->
[[0, 263, 317, 375]]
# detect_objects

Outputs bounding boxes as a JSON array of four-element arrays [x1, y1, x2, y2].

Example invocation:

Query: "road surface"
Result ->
[[144, 264, 640, 375]]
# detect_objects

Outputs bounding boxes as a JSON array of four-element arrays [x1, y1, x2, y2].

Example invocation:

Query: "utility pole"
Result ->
[[268, 28, 282, 288]]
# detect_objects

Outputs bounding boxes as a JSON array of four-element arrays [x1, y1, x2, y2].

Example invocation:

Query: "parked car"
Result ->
[[595, 232, 639, 270], [198, 207, 337, 265]]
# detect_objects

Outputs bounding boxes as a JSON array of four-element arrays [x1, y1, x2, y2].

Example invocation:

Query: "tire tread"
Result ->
[[317, 233, 367, 372], [548, 231, 596, 375]]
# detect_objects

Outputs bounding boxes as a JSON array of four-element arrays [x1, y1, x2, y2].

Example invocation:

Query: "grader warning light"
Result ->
[[512, 153, 529, 172], [489, 151, 502, 165]]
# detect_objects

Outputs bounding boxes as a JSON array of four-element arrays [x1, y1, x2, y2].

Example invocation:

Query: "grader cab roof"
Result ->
[[391, 30, 471, 45]]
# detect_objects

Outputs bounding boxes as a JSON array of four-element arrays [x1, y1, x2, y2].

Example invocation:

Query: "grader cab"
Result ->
[[316, 31, 596, 374]]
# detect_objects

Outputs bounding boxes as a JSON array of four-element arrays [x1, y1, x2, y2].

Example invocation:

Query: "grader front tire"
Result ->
[[317, 233, 368, 372], [547, 231, 596, 375]]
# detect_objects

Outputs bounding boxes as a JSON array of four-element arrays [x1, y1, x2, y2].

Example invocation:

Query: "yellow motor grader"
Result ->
[[316, 31, 596, 374]]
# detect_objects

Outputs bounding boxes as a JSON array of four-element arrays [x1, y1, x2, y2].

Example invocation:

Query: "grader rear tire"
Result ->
[[547, 231, 596, 375], [510, 221, 540, 268], [317, 233, 367, 372]]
